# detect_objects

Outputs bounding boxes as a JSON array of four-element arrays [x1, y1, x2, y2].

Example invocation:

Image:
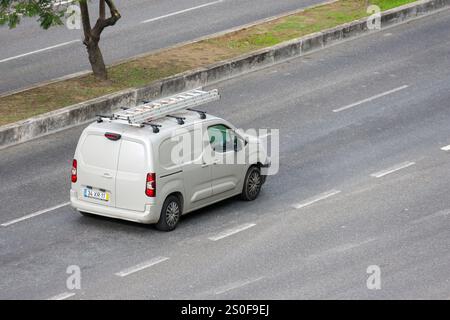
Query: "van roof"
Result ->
[[86, 110, 223, 142]]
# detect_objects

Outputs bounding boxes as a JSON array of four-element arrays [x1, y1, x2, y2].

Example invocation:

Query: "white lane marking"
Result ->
[[141, 0, 223, 24], [208, 223, 256, 241], [215, 277, 264, 295], [441, 145, 450, 151], [332, 85, 409, 112], [0, 40, 80, 64], [308, 238, 376, 260], [115, 257, 169, 277], [293, 189, 341, 209], [370, 161, 415, 178], [1, 202, 70, 227], [332, 238, 376, 253], [47, 292, 75, 300], [411, 209, 450, 224]]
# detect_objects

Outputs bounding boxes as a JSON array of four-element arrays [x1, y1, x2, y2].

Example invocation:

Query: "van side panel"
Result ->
[[158, 126, 214, 212], [158, 136, 185, 210]]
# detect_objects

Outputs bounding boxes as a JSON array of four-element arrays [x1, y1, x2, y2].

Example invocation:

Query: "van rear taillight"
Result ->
[[145, 173, 156, 197], [105, 132, 121, 141], [71, 159, 77, 183]]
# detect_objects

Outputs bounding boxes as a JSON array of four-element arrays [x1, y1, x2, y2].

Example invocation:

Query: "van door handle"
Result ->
[[102, 173, 113, 179], [202, 160, 220, 167]]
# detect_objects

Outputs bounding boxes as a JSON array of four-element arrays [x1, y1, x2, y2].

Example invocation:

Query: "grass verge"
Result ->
[[0, 0, 417, 126]]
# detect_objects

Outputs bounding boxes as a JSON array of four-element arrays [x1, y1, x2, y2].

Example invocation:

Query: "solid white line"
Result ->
[[0, 40, 80, 64], [293, 189, 341, 209], [208, 223, 256, 241], [47, 292, 75, 300], [215, 277, 264, 295], [332, 85, 409, 112], [141, 0, 224, 24], [115, 257, 169, 277], [1, 202, 70, 227], [370, 161, 415, 178], [441, 145, 450, 151]]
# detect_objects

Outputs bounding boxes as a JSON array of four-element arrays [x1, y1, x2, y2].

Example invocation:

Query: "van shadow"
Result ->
[[74, 195, 245, 234]]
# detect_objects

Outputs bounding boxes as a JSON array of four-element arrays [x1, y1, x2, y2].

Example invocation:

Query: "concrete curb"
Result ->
[[1, 0, 449, 149]]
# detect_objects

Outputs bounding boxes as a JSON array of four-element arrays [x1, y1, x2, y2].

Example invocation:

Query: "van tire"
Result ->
[[241, 166, 262, 201], [156, 195, 182, 231]]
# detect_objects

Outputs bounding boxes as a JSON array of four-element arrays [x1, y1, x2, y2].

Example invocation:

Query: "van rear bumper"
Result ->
[[70, 190, 160, 224]]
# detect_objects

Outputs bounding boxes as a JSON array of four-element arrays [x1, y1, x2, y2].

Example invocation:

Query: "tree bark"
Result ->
[[85, 38, 108, 80], [79, 0, 121, 80]]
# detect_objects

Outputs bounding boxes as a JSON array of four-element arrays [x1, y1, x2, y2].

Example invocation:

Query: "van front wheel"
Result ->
[[156, 195, 182, 231], [241, 166, 262, 201]]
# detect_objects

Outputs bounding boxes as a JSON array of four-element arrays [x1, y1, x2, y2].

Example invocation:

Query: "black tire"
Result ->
[[156, 195, 182, 231], [241, 166, 262, 201]]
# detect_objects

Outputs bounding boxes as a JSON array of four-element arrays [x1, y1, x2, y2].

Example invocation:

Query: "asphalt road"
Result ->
[[1, 9, 450, 300], [0, 0, 322, 94]]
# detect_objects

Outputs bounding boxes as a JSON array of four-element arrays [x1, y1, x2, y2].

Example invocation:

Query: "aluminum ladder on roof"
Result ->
[[111, 88, 220, 126]]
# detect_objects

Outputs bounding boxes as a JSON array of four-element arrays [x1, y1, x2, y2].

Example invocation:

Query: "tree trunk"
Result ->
[[85, 38, 107, 80], [79, 0, 121, 80]]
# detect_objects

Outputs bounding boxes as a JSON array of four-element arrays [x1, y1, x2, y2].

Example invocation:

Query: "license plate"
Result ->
[[83, 188, 109, 201]]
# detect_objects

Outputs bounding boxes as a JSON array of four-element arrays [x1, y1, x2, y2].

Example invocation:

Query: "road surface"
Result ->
[[0, 0, 322, 94], [0, 8, 449, 299]]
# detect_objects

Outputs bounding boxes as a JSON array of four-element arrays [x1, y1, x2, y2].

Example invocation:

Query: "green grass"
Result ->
[[273, 17, 309, 31], [0, 0, 420, 126], [372, 0, 417, 10]]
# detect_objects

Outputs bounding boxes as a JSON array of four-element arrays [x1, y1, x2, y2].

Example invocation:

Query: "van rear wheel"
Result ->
[[241, 166, 262, 201], [156, 195, 182, 231]]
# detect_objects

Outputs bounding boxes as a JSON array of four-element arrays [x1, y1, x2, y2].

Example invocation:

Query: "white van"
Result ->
[[70, 89, 270, 231]]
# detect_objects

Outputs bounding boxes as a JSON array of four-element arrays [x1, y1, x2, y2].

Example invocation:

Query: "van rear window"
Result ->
[[81, 134, 119, 170]]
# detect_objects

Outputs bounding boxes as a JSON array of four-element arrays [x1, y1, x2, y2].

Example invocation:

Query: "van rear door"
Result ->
[[77, 131, 122, 207], [115, 138, 149, 212]]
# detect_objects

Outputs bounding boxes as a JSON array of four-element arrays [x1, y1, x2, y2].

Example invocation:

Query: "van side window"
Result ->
[[207, 124, 233, 153], [118, 140, 146, 173]]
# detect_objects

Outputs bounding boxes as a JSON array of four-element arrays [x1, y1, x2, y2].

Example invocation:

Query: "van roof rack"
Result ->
[[96, 88, 219, 128]]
